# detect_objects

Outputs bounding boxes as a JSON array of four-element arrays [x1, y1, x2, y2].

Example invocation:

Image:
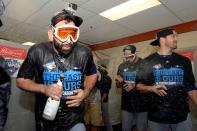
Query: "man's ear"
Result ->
[[160, 37, 165, 45], [48, 29, 53, 42]]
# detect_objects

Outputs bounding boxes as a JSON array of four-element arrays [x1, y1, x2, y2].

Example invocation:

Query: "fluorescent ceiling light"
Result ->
[[22, 42, 36, 46], [99, 0, 161, 21]]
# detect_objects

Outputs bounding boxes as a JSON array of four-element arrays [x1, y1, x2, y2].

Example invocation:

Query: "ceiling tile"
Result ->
[[0, 16, 21, 33], [176, 8, 197, 22], [81, 0, 128, 13], [75, 7, 95, 20], [0, 22, 48, 43], [80, 15, 112, 33], [25, 0, 94, 27], [25, 0, 65, 27], [116, 5, 182, 33], [16, 26, 48, 43], [160, 0, 197, 12], [4, 0, 50, 22], [160, 0, 197, 22], [79, 16, 136, 44], [61, 0, 90, 5]]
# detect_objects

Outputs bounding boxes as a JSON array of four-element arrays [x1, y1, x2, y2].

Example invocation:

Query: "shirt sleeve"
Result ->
[[84, 50, 97, 76], [117, 64, 123, 76], [184, 58, 196, 91], [17, 47, 36, 79]]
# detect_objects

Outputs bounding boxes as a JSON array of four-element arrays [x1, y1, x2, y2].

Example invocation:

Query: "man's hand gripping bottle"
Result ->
[[42, 74, 64, 121]]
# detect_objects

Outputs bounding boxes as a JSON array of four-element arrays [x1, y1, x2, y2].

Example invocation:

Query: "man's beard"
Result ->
[[53, 39, 74, 56]]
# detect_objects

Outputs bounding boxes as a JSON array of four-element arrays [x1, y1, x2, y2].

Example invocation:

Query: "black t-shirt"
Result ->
[[0, 67, 10, 85], [117, 57, 149, 112], [96, 68, 112, 102], [0, 57, 10, 85], [137, 52, 196, 123], [0, 58, 11, 130], [17, 42, 96, 128]]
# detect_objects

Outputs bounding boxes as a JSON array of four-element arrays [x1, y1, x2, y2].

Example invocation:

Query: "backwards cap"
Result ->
[[150, 28, 176, 46], [123, 45, 136, 54], [51, 9, 83, 27]]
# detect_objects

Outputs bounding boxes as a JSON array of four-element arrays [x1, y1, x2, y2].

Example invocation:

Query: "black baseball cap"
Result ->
[[51, 9, 83, 27], [123, 45, 136, 54], [150, 28, 176, 46]]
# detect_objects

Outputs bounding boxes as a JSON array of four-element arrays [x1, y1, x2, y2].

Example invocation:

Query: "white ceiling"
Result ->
[[0, 0, 197, 46]]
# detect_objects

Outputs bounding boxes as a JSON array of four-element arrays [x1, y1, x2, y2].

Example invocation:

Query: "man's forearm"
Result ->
[[188, 90, 197, 107], [136, 83, 150, 93], [83, 74, 97, 98], [16, 78, 45, 94]]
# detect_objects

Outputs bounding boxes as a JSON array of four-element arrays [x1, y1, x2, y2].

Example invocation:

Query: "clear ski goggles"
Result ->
[[52, 25, 80, 42]]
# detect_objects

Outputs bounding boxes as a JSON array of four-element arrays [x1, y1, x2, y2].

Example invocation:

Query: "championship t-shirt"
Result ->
[[137, 52, 196, 123], [117, 58, 149, 112], [17, 42, 96, 128]]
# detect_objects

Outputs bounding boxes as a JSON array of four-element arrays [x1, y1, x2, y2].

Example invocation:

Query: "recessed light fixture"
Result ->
[[99, 0, 161, 21], [22, 42, 36, 46]]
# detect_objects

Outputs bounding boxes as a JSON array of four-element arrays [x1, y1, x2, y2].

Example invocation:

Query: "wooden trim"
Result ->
[[89, 20, 197, 51]]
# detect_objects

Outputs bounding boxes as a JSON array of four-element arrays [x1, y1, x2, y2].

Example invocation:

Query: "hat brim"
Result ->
[[150, 39, 159, 46], [72, 16, 83, 27]]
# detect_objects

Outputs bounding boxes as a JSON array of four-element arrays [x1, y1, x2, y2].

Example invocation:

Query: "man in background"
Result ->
[[97, 64, 113, 131], [84, 64, 113, 131], [0, 56, 11, 131], [137, 28, 197, 131], [116, 45, 148, 131]]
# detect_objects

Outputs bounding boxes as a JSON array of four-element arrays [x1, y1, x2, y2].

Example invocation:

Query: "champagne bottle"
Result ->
[[42, 74, 64, 121]]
